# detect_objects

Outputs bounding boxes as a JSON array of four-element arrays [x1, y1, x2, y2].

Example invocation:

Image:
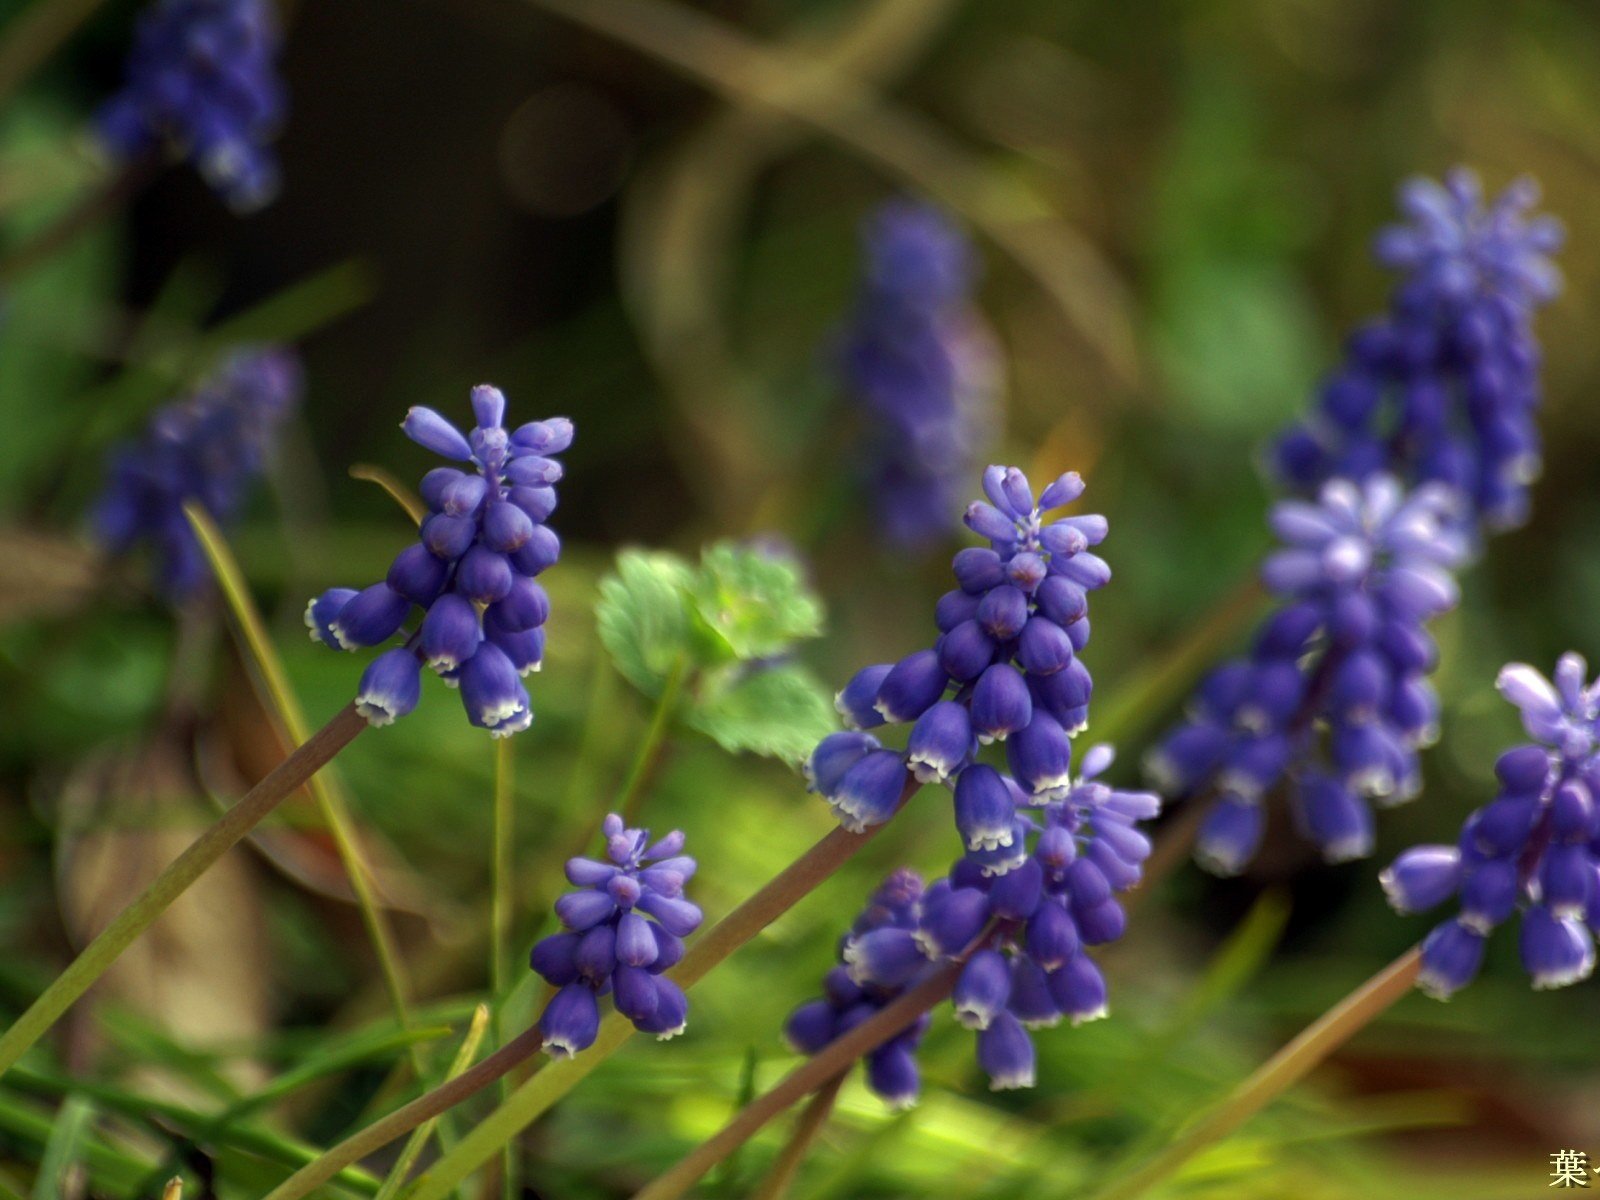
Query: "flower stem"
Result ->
[[0, 161, 148, 284], [490, 738, 517, 1200], [618, 654, 690, 822], [374, 1006, 491, 1200], [0, 0, 110, 107], [0, 703, 367, 1080], [635, 963, 960, 1200], [748, 1073, 845, 1200], [185, 504, 425, 1072], [1089, 946, 1422, 1200], [272, 786, 915, 1200]]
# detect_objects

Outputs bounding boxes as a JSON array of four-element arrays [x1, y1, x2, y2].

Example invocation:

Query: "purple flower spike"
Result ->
[[532, 815, 701, 1053], [1385, 655, 1600, 1000], [306, 386, 570, 731]]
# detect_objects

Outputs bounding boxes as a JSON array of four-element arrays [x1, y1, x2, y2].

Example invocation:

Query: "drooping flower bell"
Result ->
[[810, 465, 1107, 843], [1272, 168, 1563, 533], [306, 385, 570, 733], [530, 815, 701, 1056], [95, 346, 301, 600], [1382, 655, 1600, 999], [836, 201, 999, 548], [97, 0, 287, 212], [1147, 475, 1468, 875]]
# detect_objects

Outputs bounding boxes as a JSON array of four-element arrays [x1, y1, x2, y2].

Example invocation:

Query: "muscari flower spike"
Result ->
[[789, 746, 1159, 1102], [810, 464, 1107, 842], [306, 386, 570, 734], [530, 815, 701, 1056], [98, 0, 286, 212], [836, 200, 999, 548], [1272, 168, 1563, 534], [1383, 655, 1600, 999], [1147, 475, 1468, 875], [95, 346, 301, 600]]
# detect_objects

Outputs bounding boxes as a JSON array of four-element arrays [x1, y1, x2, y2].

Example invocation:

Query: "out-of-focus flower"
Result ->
[[1147, 476, 1467, 874], [530, 815, 701, 1055], [95, 346, 300, 599], [1383, 655, 1600, 999], [836, 201, 999, 547], [1272, 168, 1562, 532], [306, 386, 569, 733], [97, 0, 286, 211]]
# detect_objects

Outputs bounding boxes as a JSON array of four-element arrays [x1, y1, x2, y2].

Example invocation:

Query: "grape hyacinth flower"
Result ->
[[95, 346, 301, 599], [98, 0, 287, 211], [788, 748, 1159, 1100], [531, 815, 701, 1056], [1272, 168, 1563, 533], [784, 870, 933, 1108], [1147, 475, 1468, 875], [809, 465, 1108, 843], [1382, 655, 1600, 999], [305, 386, 570, 733], [836, 201, 999, 547]]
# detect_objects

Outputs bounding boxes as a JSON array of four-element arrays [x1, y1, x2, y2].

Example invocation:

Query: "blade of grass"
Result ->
[[749, 1073, 845, 1200], [350, 465, 427, 526], [185, 504, 425, 1073], [376, 1007, 492, 1200], [32, 1094, 94, 1200], [491, 738, 517, 1200]]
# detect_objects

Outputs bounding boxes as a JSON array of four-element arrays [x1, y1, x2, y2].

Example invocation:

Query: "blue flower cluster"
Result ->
[[1383, 655, 1600, 999], [95, 346, 300, 600], [98, 0, 286, 211], [530, 815, 701, 1056], [1272, 169, 1563, 533], [811, 465, 1107, 841], [836, 201, 998, 548], [789, 747, 1158, 1102], [1147, 476, 1468, 875], [306, 387, 569, 733]]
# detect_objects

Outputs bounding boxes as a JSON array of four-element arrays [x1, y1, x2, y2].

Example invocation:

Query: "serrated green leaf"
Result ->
[[686, 542, 824, 664], [594, 550, 696, 695], [687, 664, 837, 763]]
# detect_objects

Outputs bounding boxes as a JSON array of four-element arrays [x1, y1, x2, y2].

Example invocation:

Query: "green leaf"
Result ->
[[687, 664, 837, 763], [686, 542, 824, 664], [595, 550, 696, 695]]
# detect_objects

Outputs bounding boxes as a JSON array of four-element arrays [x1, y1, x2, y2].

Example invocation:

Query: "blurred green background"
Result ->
[[4, 0, 1600, 1196]]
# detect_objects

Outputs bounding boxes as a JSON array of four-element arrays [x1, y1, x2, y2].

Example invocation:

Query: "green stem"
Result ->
[[618, 654, 690, 822], [0, 0, 112, 107], [270, 786, 914, 1200], [185, 504, 425, 1072], [375, 1006, 492, 1200], [0, 162, 148, 284], [491, 738, 516, 1200], [748, 1074, 845, 1200], [1088, 946, 1422, 1200], [0, 703, 367, 1080]]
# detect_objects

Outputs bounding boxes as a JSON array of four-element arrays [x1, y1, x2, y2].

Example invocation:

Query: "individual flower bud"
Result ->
[[509, 524, 562, 576], [977, 585, 1028, 640], [529, 932, 581, 985], [1379, 846, 1461, 914], [1075, 898, 1126, 946], [332, 584, 411, 649], [952, 949, 1011, 1030], [987, 857, 1043, 920], [836, 664, 892, 729], [906, 702, 972, 785], [509, 484, 557, 523], [1294, 773, 1374, 863], [1048, 953, 1108, 1024], [538, 983, 601, 1057], [917, 886, 989, 958], [952, 547, 1006, 594], [1195, 794, 1264, 877], [934, 589, 980, 632], [612, 964, 659, 1024], [455, 545, 514, 604], [402, 406, 473, 460], [938, 620, 998, 682], [1007, 711, 1073, 801], [575, 924, 617, 983], [1459, 858, 1519, 932], [1007, 957, 1062, 1028], [1417, 919, 1486, 1000], [355, 648, 423, 727], [976, 1011, 1035, 1090], [785, 1000, 838, 1054], [828, 750, 908, 832], [807, 731, 881, 796], [865, 1044, 921, 1110], [420, 594, 482, 672], [459, 642, 531, 735], [491, 576, 551, 632], [481, 499, 534, 552], [954, 765, 1017, 852], [305, 587, 357, 649], [1494, 743, 1552, 794], [439, 474, 488, 517], [637, 891, 703, 938], [1033, 575, 1087, 627], [874, 650, 949, 724], [421, 512, 476, 560], [386, 543, 449, 605], [1017, 617, 1074, 676], [1520, 905, 1595, 990], [971, 664, 1033, 744], [637, 977, 689, 1039], [1541, 844, 1592, 918], [511, 417, 575, 455], [1024, 901, 1079, 969]]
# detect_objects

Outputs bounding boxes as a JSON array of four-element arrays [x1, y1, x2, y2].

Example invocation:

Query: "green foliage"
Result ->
[[596, 542, 835, 762]]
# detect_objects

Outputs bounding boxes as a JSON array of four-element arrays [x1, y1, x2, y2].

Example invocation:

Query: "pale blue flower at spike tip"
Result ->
[[835, 200, 999, 548], [98, 0, 287, 211], [1272, 168, 1563, 534], [530, 815, 701, 1057], [1383, 655, 1600, 1000], [305, 386, 570, 735], [1146, 475, 1469, 876], [793, 465, 1161, 1101], [95, 346, 301, 600]]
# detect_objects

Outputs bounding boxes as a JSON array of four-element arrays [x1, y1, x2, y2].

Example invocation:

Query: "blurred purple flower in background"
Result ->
[[95, 346, 300, 599], [306, 386, 569, 733], [1272, 168, 1563, 533], [531, 815, 701, 1056], [836, 201, 1000, 547], [1147, 476, 1468, 874], [1383, 654, 1600, 999], [98, 0, 287, 211]]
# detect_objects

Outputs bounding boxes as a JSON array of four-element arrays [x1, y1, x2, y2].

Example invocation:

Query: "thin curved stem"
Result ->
[[749, 1074, 845, 1200], [0, 703, 367, 1079], [1088, 946, 1422, 1200], [634, 963, 960, 1200], [186, 504, 424, 1071], [349, 464, 427, 526], [618, 654, 690, 822], [374, 1006, 491, 1200]]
